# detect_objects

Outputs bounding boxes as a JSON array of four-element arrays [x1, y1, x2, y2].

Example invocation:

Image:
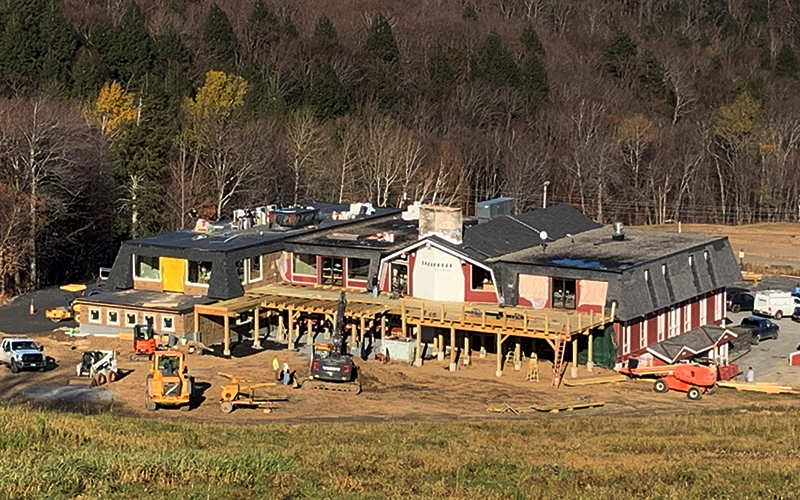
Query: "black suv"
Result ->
[[792, 307, 800, 323], [727, 292, 755, 313]]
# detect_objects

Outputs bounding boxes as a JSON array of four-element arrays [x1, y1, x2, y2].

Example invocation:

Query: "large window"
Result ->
[[347, 258, 370, 282], [471, 266, 494, 291], [322, 257, 344, 286], [669, 307, 679, 338], [134, 255, 160, 280], [188, 260, 212, 285], [249, 256, 262, 282], [552, 278, 576, 309], [293, 253, 317, 276], [622, 326, 630, 355]]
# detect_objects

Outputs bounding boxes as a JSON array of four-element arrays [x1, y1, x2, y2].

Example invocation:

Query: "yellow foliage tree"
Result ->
[[714, 91, 763, 149], [183, 70, 248, 125], [93, 81, 137, 136]]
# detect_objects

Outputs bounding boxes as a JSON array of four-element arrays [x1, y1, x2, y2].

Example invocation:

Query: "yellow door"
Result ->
[[160, 257, 185, 292]]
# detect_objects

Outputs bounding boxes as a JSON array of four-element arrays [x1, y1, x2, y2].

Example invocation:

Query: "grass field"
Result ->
[[2, 404, 800, 499]]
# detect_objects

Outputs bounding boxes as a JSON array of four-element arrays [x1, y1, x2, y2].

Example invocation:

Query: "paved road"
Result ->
[[0, 284, 94, 335], [727, 275, 800, 385]]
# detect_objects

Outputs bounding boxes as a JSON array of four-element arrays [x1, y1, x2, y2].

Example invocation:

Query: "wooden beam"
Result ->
[[223, 315, 231, 356], [414, 326, 422, 367], [449, 327, 456, 371], [496, 333, 503, 377], [360, 316, 366, 346], [287, 306, 294, 349], [253, 306, 261, 349], [193, 308, 199, 336]]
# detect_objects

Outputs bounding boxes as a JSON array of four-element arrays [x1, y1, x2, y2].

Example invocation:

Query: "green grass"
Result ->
[[2, 404, 800, 499]]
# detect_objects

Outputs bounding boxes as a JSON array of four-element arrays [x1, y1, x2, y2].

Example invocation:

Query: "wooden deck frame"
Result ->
[[191, 282, 614, 368]]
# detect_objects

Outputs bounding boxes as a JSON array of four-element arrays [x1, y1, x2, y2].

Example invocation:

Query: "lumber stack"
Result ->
[[564, 374, 627, 386], [717, 381, 800, 395]]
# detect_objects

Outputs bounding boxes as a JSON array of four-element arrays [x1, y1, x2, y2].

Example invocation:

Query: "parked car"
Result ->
[[753, 291, 799, 320], [0, 337, 47, 373], [729, 316, 780, 346], [792, 307, 800, 323], [727, 292, 754, 313]]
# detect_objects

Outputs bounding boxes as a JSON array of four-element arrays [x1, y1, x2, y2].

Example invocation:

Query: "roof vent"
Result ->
[[612, 222, 625, 241]]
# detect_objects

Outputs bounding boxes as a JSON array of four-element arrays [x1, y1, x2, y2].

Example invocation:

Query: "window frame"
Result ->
[[623, 325, 631, 355], [125, 312, 137, 327], [236, 260, 246, 285], [144, 314, 155, 327], [89, 308, 102, 324], [683, 304, 691, 333], [551, 277, 577, 310], [187, 260, 213, 287], [657, 312, 665, 342], [347, 257, 371, 283], [470, 265, 494, 291], [161, 315, 175, 332], [133, 254, 161, 281], [639, 323, 647, 349], [249, 255, 263, 283], [107, 309, 120, 326], [699, 297, 707, 325], [292, 253, 318, 277], [668, 306, 679, 338]]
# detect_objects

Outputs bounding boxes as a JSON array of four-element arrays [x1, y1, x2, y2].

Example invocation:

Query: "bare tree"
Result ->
[[285, 109, 324, 206]]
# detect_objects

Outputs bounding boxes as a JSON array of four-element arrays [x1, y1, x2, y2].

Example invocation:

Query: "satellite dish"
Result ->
[[539, 231, 548, 241]]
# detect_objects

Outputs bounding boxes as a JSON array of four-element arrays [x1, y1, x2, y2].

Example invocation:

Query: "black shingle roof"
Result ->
[[463, 203, 601, 258]]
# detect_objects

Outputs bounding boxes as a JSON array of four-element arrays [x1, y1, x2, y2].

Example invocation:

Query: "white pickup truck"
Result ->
[[0, 337, 47, 373]]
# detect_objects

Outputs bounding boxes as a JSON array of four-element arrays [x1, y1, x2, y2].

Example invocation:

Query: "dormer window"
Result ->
[[703, 250, 708, 261], [661, 264, 667, 275], [689, 255, 694, 266], [644, 269, 650, 281]]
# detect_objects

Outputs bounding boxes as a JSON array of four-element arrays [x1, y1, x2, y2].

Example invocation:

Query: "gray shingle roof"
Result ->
[[646, 324, 736, 363]]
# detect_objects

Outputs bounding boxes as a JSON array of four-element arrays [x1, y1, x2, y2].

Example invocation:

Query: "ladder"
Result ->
[[551, 336, 567, 388], [526, 354, 539, 382]]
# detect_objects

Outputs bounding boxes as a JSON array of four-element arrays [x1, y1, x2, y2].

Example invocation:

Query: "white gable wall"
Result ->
[[412, 246, 465, 302]]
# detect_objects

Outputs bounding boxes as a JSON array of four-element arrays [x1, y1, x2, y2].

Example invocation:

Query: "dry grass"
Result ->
[[3, 404, 800, 499]]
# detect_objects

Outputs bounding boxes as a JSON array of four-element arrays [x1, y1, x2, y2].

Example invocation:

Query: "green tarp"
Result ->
[[578, 325, 618, 369]]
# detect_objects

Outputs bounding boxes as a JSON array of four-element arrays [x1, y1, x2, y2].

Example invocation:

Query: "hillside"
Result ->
[[2, 403, 800, 499], [3, 0, 800, 291]]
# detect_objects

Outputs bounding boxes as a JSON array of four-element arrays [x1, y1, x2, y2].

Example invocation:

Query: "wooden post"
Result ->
[[253, 307, 262, 349], [496, 334, 503, 377], [278, 313, 285, 342], [514, 342, 521, 371], [479, 334, 486, 358], [463, 334, 470, 366], [287, 307, 294, 349], [437, 332, 445, 361], [449, 327, 457, 372], [401, 300, 408, 336], [360, 317, 366, 346], [223, 315, 231, 356], [193, 308, 199, 337], [381, 315, 386, 337], [414, 325, 422, 366], [587, 331, 594, 372], [307, 314, 313, 345], [571, 337, 579, 378]]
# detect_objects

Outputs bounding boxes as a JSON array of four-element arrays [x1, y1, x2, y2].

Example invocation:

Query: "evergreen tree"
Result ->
[[248, 0, 280, 57], [462, 4, 478, 21], [362, 13, 399, 64], [521, 24, 544, 58], [603, 29, 638, 81], [428, 47, 455, 85], [310, 64, 348, 120], [313, 14, 337, 40], [775, 43, 799, 78], [203, 3, 237, 72], [282, 15, 299, 38], [520, 53, 548, 99], [71, 48, 104, 100], [154, 25, 190, 66], [638, 51, 666, 98], [0, 0, 76, 94], [93, 2, 153, 85], [477, 31, 519, 87]]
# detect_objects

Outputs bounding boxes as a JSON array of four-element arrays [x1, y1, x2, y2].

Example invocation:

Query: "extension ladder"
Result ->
[[551, 336, 567, 388]]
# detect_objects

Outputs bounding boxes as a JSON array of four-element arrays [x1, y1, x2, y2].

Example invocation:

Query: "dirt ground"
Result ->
[[642, 222, 800, 270], [1, 331, 792, 424]]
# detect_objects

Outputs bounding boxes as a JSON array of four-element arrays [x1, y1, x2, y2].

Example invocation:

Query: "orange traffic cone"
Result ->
[[29, 299, 35, 315]]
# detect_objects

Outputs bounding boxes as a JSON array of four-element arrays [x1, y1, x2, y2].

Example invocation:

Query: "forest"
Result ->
[[1, 0, 799, 294]]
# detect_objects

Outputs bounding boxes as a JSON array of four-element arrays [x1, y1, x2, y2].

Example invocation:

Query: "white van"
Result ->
[[753, 291, 799, 320]]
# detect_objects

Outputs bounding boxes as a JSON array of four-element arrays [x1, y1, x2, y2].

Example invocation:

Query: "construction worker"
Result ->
[[745, 367, 755, 383]]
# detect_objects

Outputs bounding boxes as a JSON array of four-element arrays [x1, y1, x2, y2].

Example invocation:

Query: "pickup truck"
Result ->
[[0, 337, 47, 373], [729, 316, 780, 346]]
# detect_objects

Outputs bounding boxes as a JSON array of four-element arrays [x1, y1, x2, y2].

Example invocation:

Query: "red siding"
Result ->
[[706, 294, 715, 324], [691, 300, 700, 329], [647, 316, 657, 346], [576, 304, 603, 314]]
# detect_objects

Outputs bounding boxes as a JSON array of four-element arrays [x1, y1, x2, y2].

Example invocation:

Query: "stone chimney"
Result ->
[[419, 205, 463, 244]]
